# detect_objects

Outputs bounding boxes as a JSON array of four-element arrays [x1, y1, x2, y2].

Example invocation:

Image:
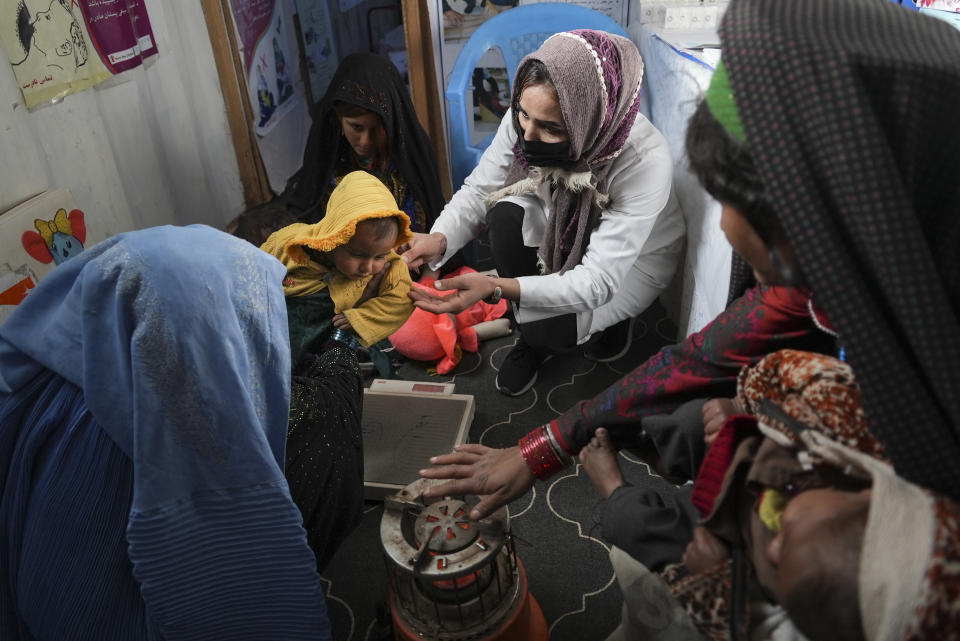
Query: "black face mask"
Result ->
[[519, 136, 577, 169]]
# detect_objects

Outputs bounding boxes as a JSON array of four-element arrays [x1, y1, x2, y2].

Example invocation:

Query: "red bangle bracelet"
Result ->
[[518, 427, 567, 481]]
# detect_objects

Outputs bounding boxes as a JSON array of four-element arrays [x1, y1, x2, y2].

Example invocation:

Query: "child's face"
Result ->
[[332, 221, 398, 280]]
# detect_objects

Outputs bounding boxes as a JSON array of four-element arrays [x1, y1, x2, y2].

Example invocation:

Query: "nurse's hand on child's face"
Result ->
[[400, 232, 446, 270], [408, 272, 497, 314]]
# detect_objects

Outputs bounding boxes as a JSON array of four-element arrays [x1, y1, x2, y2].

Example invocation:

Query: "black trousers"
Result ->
[[486, 201, 578, 351], [600, 399, 708, 571]]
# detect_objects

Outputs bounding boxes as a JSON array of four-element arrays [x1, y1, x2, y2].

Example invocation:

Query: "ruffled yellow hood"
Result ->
[[275, 171, 413, 265]]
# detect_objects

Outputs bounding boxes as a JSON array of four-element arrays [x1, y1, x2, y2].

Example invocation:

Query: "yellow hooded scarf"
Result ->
[[261, 171, 415, 347]]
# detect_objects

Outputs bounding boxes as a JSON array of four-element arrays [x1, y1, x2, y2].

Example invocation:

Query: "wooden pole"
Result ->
[[201, 0, 272, 208], [402, 0, 453, 200]]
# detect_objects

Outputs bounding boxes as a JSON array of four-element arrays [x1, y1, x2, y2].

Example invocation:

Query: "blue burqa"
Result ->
[[0, 225, 331, 640]]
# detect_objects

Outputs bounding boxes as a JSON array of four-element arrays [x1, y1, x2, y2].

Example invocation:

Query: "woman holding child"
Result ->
[[232, 52, 445, 245], [290, 53, 444, 233], [402, 29, 685, 396]]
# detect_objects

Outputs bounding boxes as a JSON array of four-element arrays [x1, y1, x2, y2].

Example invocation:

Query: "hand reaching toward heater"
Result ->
[[419, 444, 535, 521]]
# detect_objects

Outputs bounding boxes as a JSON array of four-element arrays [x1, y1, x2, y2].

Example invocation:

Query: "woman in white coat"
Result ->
[[402, 29, 684, 395]]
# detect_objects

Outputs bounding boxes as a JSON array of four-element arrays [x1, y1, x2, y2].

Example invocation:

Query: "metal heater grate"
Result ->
[[380, 478, 544, 641]]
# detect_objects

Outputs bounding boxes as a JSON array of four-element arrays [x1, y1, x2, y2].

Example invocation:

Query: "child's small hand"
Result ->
[[332, 313, 353, 330], [703, 397, 745, 445]]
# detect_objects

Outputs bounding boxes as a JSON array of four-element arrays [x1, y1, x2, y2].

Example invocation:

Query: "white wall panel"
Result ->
[[0, 0, 244, 233]]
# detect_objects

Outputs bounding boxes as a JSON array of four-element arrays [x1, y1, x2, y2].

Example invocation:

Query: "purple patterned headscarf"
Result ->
[[495, 29, 644, 274]]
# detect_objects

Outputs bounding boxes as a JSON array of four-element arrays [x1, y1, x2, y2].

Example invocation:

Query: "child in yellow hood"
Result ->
[[262, 171, 414, 368]]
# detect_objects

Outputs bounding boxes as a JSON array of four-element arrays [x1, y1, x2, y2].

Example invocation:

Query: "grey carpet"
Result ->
[[321, 300, 679, 641]]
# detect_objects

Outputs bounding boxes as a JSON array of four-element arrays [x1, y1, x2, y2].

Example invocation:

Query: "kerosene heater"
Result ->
[[380, 478, 548, 641]]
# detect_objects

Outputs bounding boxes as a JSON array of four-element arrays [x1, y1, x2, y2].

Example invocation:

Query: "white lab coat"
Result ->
[[431, 109, 685, 343]]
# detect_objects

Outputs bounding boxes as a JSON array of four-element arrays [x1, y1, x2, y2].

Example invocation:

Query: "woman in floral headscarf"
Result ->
[[614, 349, 960, 641], [402, 29, 685, 396]]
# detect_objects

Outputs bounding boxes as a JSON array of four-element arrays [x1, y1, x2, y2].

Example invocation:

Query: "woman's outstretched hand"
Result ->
[[408, 272, 498, 314], [419, 444, 535, 520], [400, 232, 446, 270]]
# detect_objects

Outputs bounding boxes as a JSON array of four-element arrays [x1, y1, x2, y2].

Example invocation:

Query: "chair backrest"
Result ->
[[444, 3, 629, 190]]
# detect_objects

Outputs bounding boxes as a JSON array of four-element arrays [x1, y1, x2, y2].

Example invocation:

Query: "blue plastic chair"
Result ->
[[445, 3, 629, 190]]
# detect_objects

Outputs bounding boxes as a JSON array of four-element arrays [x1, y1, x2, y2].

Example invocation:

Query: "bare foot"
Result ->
[[579, 427, 625, 500]]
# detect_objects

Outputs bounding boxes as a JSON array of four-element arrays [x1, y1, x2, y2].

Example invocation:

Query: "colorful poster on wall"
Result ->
[[81, 0, 158, 72], [916, 0, 960, 10], [0, 189, 113, 324], [229, 0, 300, 136], [294, 0, 337, 106], [436, 0, 517, 147], [441, 0, 516, 44], [0, 0, 158, 110]]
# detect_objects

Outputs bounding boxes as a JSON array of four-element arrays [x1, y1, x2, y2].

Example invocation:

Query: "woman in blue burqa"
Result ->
[[0, 225, 363, 640]]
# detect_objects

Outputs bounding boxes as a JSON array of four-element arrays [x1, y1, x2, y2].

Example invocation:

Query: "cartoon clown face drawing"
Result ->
[[23, 207, 87, 266]]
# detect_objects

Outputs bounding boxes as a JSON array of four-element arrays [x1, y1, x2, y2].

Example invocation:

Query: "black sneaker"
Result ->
[[496, 339, 551, 396], [584, 317, 634, 363]]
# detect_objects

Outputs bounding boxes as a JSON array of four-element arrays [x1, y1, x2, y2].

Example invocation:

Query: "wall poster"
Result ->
[[435, 0, 628, 147], [0, 189, 123, 323], [294, 0, 337, 106], [229, 0, 301, 136], [0, 0, 158, 109], [916, 0, 960, 10]]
